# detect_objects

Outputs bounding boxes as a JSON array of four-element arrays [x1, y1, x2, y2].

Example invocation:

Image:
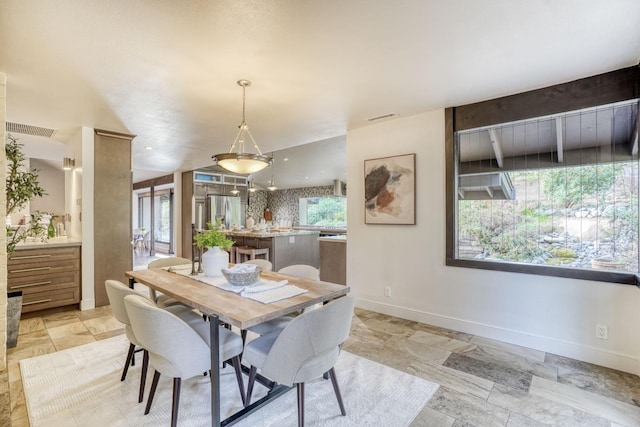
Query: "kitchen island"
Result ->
[[224, 229, 320, 271]]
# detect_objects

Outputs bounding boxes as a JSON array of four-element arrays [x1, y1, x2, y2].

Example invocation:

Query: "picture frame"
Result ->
[[364, 153, 416, 225]]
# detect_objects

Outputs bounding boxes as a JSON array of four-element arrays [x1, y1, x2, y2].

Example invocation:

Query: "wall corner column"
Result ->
[[0, 73, 7, 368]]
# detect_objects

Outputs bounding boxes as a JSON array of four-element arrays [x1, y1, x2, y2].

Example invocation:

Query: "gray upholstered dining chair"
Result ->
[[124, 294, 245, 427], [243, 295, 355, 426], [240, 263, 318, 344], [242, 258, 273, 271], [278, 264, 320, 280], [105, 280, 204, 404], [147, 257, 192, 308]]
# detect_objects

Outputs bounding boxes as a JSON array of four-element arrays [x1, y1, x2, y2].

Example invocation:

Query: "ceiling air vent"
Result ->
[[6, 122, 55, 137]]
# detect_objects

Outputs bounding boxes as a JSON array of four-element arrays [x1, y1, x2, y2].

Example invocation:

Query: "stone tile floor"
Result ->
[[2, 305, 639, 426]]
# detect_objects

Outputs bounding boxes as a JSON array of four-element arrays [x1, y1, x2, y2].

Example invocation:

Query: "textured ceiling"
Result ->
[[1, 1, 639, 187]]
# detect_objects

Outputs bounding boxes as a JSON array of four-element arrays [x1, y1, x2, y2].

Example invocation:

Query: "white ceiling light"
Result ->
[[212, 80, 272, 175], [230, 180, 240, 195]]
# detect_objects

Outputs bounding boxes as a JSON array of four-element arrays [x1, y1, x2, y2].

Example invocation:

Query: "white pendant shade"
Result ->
[[216, 153, 272, 174]]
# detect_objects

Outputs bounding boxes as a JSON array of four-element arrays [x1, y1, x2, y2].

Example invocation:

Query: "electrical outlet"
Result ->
[[384, 287, 391, 297], [595, 324, 608, 339]]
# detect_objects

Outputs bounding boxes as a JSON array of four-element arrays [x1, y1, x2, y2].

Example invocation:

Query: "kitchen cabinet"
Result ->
[[8, 244, 81, 313], [319, 235, 347, 285]]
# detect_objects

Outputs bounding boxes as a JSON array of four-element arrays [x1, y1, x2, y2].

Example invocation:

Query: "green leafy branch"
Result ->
[[5, 134, 48, 254]]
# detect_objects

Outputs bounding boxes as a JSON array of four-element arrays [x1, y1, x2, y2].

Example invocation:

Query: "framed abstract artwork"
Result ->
[[364, 153, 416, 225]]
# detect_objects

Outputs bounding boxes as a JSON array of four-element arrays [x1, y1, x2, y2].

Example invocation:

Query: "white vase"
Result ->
[[201, 246, 229, 277]]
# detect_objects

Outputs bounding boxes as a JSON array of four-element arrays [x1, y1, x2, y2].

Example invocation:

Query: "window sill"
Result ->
[[446, 258, 638, 286]]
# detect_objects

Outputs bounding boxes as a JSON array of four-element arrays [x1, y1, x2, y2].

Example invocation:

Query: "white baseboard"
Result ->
[[80, 298, 95, 311], [356, 298, 640, 376]]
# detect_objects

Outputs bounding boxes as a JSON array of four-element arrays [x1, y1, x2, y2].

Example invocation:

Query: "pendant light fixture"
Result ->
[[230, 180, 240, 195], [248, 180, 256, 193], [212, 80, 272, 174], [267, 153, 277, 191], [62, 157, 75, 170]]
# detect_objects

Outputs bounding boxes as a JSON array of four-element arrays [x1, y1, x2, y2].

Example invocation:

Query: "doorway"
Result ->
[[133, 177, 175, 268]]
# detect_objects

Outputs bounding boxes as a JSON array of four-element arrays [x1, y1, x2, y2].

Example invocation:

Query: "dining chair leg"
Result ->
[[328, 367, 346, 416], [121, 343, 136, 381], [245, 366, 257, 407], [297, 382, 305, 427], [144, 370, 161, 415], [241, 329, 248, 345], [230, 355, 246, 405], [171, 377, 181, 427], [138, 350, 149, 403]]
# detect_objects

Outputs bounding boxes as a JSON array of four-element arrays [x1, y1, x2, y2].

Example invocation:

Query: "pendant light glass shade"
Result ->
[[212, 80, 272, 174]]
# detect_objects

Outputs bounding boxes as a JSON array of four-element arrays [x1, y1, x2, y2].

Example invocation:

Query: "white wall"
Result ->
[[347, 109, 640, 374], [65, 128, 83, 239], [173, 171, 183, 257]]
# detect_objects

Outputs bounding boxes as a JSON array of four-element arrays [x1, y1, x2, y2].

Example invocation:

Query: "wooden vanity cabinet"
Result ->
[[7, 246, 81, 313]]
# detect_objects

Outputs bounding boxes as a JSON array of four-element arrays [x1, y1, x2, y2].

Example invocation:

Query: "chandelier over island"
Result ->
[[212, 79, 273, 174]]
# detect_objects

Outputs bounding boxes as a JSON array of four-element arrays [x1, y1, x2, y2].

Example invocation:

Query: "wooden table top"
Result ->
[[125, 268, 350, 329]]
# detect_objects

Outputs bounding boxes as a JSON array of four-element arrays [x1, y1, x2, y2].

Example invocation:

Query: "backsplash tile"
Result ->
[[248, 185, 337, 226]]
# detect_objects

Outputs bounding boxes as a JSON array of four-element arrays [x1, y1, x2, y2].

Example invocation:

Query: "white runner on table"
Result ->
[[163, 264, 308, 303]]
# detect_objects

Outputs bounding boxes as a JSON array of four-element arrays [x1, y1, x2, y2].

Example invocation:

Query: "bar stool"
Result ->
[[235, 246, 269, 263]]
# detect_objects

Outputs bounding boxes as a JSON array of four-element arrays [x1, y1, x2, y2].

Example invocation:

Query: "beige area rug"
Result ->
[[21, 334, 438, 426]]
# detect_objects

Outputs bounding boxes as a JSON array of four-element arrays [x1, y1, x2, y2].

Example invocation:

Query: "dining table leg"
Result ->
[[209, 314, 221, 427]]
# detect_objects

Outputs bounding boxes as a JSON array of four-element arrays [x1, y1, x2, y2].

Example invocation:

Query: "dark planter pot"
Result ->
[[7, 291, 23, 348]]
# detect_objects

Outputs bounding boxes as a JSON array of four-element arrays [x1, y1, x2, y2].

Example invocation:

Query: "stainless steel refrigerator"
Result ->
[[207, 194, 244, 230]]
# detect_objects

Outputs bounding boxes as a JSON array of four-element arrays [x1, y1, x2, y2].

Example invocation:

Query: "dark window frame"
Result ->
[[445, 65, 640, 286]]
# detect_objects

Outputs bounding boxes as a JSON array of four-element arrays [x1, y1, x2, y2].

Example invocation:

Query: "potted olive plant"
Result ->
[[6, 134, 47, 253], [195, 221, 234, 277], [5, 134, 47, 347]]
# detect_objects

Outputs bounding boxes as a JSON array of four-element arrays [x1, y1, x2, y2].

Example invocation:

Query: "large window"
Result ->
[[299, 197, 347, 227], [137, 189, 173, 244], [446, 66, 640, 285]]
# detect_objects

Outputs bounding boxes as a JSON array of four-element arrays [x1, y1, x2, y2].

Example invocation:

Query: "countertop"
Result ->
[[15, 237, 82, 249], [294, 226, 347, 235], [318, 235, 347, 243], [223, 229, 320, 238]]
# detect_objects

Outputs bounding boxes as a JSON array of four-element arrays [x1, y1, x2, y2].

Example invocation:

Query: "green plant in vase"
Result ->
[[5, 134, 48, 254], [195, 221, 234, 277], [194, 221, 234, 250]]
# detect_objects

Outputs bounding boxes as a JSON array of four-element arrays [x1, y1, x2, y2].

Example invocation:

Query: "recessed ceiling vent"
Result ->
[[366, 113, 398, 122], [6, 122, 55, 137]]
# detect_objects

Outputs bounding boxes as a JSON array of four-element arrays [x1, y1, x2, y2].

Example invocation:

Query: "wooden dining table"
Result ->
[[125, 267, 350, 427]]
